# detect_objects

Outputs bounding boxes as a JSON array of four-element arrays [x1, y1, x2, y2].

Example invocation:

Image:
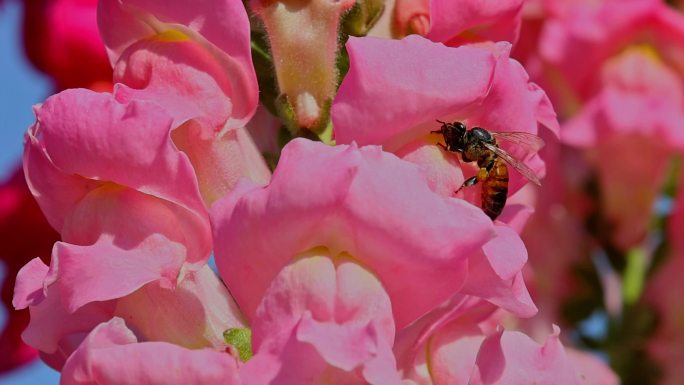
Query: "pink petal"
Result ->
[[12, 257, 49, 309], [427, 0, 524, 46], [18, 261, 242, 369], [483, 224, 528, 281], [98, 0, 257, 127], [61, 318, 240, 385], [113, 39, 236, 130], [443, 224, 537, 317], [252, 256, 394, 351], [394, 138, 464, 197], [15, 258, 113, 368], [21, 289, 115, 369], [471, 326, 583, 385], [427, 319, 487, 385], [566, 348, 619, 385], [394, 297, 495, 384], [212, 139, 493, 329], [296, 312, 380, 372], [23, 119, 103, 233], [333, 36, 495, 150], [49, 236, 185, 313], [114, 265, 246, 349], [172, 122, 271, 205]]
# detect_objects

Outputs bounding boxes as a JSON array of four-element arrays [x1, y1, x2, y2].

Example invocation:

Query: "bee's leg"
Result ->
[[455, 165, 491, 194], [455, 176, 479, 194], [436, 142, 448, 152]]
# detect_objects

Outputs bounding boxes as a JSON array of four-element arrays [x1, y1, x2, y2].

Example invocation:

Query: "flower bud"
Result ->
[[250, 0, 356, 132]]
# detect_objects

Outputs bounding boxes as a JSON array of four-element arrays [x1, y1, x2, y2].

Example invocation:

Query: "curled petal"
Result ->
[[14, 258, 115, 369], [12, 258, 49, 310], [471, 326, 583, 385], [98, 0, 257, 127], [113, 38, 236, 130], [48, 235, 186, 313], [61, 318, 240, 385], [461, 224, 537, 317]]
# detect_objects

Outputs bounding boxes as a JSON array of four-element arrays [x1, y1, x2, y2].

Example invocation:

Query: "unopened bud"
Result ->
[[343, 0, 387, 36], [250, 0, 355, 132]]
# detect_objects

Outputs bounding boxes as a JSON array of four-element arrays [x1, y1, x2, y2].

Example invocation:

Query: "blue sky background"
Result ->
[[0, 1, 60, 384]]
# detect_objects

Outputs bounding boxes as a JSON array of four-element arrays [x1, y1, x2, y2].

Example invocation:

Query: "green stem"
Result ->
[[622, 248, 648, 305]]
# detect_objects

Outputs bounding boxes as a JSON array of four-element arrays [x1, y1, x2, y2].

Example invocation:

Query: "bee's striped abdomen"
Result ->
[[481, 158, 509, 220]]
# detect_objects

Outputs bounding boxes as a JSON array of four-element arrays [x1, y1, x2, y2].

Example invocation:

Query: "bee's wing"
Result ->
[[482, 142, 542, 186], [491, 132, 545, 152]]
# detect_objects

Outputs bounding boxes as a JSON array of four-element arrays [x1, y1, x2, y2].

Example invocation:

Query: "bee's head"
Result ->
[[434, 120, 467, 151]]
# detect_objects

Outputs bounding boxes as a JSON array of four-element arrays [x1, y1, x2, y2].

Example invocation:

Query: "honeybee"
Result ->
[[431, 120, 544, 220]]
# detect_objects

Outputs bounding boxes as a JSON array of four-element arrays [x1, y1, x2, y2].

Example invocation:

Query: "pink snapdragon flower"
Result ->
[[390, 0, 524, 46], [99, 0, 271, 204], [212, 138, 544, 382], [14, 257, 244, 370], [17, 90, 243, 368], [211, 138, 497, 329], [15, 0, 275, 366], [333, 35, 557, 223], [561, 46, 684, 249]]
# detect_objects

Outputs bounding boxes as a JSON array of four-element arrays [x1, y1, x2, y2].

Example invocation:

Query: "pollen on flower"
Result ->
[[152, 29, 190, 42]]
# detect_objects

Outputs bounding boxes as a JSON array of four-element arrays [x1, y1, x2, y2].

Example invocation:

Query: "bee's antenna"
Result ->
[[435, 119, 446, 125]]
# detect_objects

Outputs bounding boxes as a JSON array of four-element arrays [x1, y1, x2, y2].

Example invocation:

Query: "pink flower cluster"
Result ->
[[9, 0, 621, 383]]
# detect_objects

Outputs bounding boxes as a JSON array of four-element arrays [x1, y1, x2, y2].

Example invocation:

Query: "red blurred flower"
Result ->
[[22, 0, 112, 91], [0, 168, 59, 373]]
